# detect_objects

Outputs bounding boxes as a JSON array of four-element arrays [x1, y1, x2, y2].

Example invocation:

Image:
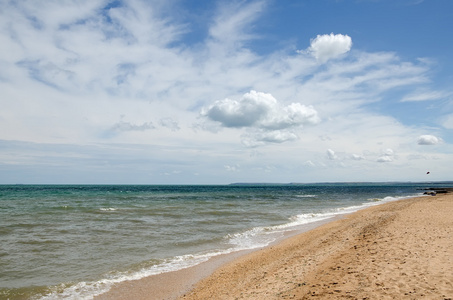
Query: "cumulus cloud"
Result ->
[[383, 148, 394, 156], [241, 130, 298, 147], [303, 160, 316, 167], [225, 164, 240, 172], [110, 117, 180, 134], [417, 135, 440, 145], [326, 149, 337, 160], [377, 148, 394, 162], [201, 90, 319, 146], [305, 33, 352, 63], [201, 90, 273, 128], [159, 118, 180, 131], [111, 121, 155, 132], [351, 154, 364, 160], [202, 90, 320, 129], [377, 156, 393, 163]]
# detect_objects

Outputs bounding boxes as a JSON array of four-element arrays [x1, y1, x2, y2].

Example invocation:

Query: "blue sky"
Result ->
[[1, 0, 452, 184]]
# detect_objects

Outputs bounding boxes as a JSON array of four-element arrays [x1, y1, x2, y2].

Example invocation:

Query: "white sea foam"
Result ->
[[226, 227, 277, 250], [99, 207, 117, 211], [224, 193, 423, 254], [38, 250, 235, 300]]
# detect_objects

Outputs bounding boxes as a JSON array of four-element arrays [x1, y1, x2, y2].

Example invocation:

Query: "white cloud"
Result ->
[[201, 90, 319, 146], [351, 154, 364, 160], [263, 103, 320, 130], [377, 156, 393, 163], [201, 90, 320, 129], [305, 33, 352, 63], [303, 160, 315, 167], [383, 148, 394, 156], [159, 118, 180, 131], [326, 149, 337, 160], [241, 130, 298, 147], [208, 1, 265, 47], [401, 89, 451, 102], [441, 114, 453, 129], [417, 135, 440, 145], [407, 154, 428, 160], [111, 121, 155, 132], [225, 164, 240, 172], [201, 90, 275, 128], [377, 148, 394, 162]]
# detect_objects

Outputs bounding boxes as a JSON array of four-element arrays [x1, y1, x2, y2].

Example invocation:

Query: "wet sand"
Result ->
[[97, 194, 453, 299]]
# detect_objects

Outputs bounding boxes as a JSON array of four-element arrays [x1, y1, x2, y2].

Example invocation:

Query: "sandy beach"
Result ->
[[97, 193, 453, 299]]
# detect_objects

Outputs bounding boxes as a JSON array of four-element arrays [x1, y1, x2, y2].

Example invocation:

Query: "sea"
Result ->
[[1, 182, 451, 300]]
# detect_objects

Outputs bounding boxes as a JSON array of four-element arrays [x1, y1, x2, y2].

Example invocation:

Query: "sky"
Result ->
[[1, 0, 452, 184]]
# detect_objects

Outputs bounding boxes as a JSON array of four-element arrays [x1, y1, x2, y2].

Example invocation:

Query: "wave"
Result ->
[[99, 208, 118, 212], [38, 250, 235, 300]]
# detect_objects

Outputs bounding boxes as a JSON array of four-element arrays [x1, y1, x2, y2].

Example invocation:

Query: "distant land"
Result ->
[[229, 181, 453, 186]]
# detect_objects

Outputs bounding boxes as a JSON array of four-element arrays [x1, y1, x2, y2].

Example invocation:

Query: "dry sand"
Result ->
[[97, 194, 453, 300]]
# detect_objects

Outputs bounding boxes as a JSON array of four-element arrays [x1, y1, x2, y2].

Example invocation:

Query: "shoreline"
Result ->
[[94, 215, 341, 300], [95, 193, 453, 299]]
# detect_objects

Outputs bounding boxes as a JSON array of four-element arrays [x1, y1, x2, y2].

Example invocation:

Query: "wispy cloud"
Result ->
[[401, 89, 452, 102], [208, 0, 266, 47]]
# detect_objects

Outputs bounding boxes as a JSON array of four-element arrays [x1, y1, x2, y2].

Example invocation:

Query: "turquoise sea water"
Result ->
[[1, 183, 451, 299]]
